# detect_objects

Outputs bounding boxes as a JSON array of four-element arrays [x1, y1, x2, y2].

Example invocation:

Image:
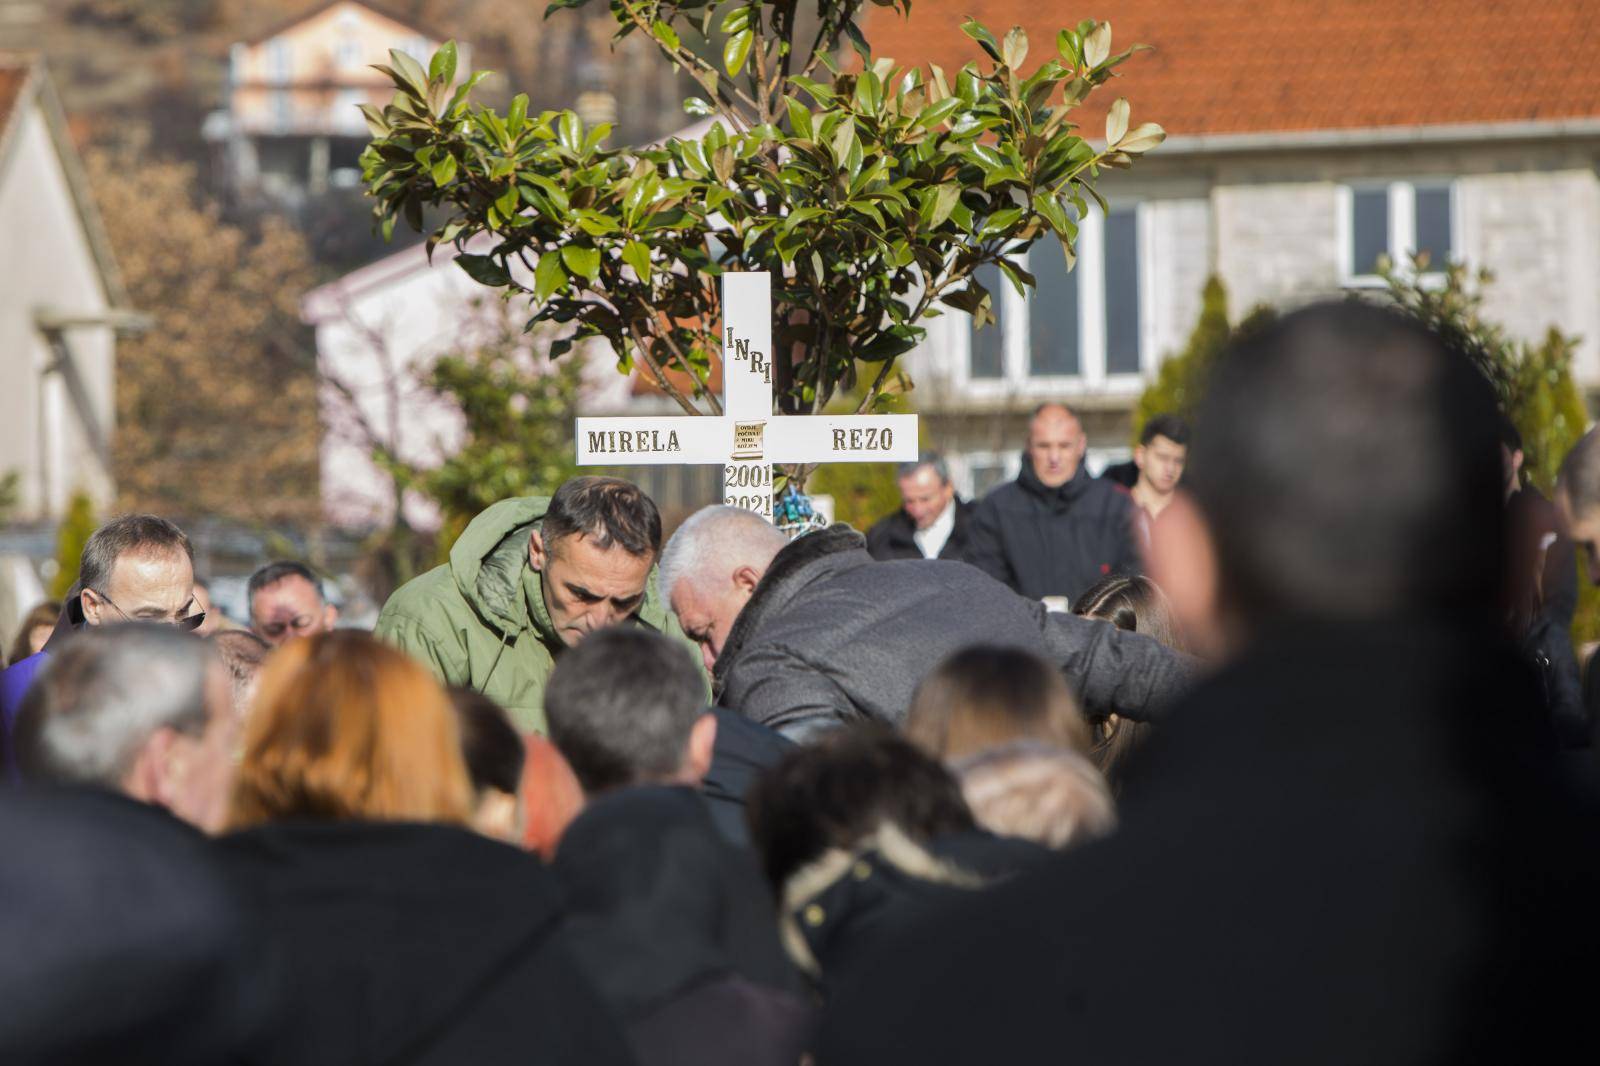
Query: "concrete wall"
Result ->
[[1458, 168, 1600, 382], [1213, 180, 1342, 311], [0, 98, 115, 521], [1207, 140, 1600, 382]]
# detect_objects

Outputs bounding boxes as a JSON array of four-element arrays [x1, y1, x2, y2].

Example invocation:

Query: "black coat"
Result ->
[[550, 786, 811, 1066], [217, 821, 634, 1066], [0, 787, 267, 1065], [784, 827, 1050, 996], [702, 705, 793, 847], [967, 458, 1141, 603], [864, 498, 976, 562], [1507, 486, 1588, 746], [817, 620, 1600, 1065], [715, 525, 1190, 741]]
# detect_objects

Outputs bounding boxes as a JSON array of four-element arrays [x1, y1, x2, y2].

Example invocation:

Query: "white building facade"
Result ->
[[0, 55, 132, 522], [898, 123, 1600, 497]]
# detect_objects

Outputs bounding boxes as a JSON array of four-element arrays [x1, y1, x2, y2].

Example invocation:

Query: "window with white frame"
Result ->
[[1341, 181, 1455, 282], [966, 204, 1145, 388], [268, 39, 292, 83]]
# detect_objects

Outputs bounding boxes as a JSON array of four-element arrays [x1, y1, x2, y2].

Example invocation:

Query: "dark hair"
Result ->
[[1072, 574, 1183, 650], [1139, 414, 1190, 448], [208, 630, 270, 695], [542, 476, 662, 558], [247, 561, 326, 605], [7, 600, 61, 666], [1497, 415, 1523, 454], [1071, 575, 1183, 785], [746, 726, 976, 894], [79, 515, 193, 596], [449, 687, 525, 796], [1186, 301, 1504, 623], [905, 646, 1089, 761], [543, 627, 706, 793]]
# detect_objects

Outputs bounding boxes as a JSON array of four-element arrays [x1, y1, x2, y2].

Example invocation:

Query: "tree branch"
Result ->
[[627, 318, 705, 416]]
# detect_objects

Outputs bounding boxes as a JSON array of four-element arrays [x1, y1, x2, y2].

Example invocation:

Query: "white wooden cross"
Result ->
[[575, 272, 917, 520]]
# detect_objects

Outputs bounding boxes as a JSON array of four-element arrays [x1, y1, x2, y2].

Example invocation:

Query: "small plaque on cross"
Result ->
[[575, 272, 918, 519]]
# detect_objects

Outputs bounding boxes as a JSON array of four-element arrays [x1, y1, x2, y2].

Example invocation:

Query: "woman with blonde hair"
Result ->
[[904, 645, 1091, 761], [218, 631, 631, 1066], [904, 646, 1112, 852]]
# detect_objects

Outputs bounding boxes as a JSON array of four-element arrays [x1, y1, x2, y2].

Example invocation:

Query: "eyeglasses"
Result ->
[[85, 587, 207, 631]]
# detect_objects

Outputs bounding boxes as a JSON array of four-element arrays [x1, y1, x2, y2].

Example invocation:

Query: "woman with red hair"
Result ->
[[218, 631, 630, 1066]]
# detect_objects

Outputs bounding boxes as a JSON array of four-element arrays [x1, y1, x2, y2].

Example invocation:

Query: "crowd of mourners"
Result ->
[[3, 300, 1600, 1064]]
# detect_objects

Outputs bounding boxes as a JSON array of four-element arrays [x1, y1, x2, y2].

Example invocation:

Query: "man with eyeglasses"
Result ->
[[246, 560, 339, 647], [1, 513, 201, 753]]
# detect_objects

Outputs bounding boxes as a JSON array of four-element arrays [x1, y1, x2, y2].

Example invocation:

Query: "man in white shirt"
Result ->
[[865, 453, 975, 562]]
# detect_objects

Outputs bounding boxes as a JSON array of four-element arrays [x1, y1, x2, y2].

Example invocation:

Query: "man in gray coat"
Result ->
[[659, 506, 1190, 741]]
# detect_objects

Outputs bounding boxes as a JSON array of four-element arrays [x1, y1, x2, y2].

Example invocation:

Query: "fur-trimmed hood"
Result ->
[[776, 822, 1048, 984]]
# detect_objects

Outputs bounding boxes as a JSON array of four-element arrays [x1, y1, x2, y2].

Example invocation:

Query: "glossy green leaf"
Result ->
[[784, 96, 813, 139], [651, 19, 680, 50], [723, 28, 753, 76], [456, 253, 511, 286], [561, 244, 601, 281], [961, 19, 1002, 62], [389, 50, 430, 98], [428, 40, 458, 85], [535, 253, 568, 300], [621, 240, 652, 280], [430, 153, 457, 186]]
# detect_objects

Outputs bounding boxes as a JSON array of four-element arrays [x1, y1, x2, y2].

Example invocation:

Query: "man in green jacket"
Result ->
[[375, 477, 697, 734]]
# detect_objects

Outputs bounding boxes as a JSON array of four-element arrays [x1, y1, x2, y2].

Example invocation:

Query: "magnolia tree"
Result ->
[[359, 3, 1163, 485]]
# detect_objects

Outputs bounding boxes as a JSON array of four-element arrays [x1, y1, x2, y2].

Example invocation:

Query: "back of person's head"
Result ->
[[17, 624, 210, 786], [953, 741, 1117, 850], [449, 686, 526, 842], [543, 476, 663, 558], [1072, 574, 1184, 650], [905, 645, 1090, 762], [15, 624, 236, 831], [1175, 301, 1503, 633], [228, 630, 473, 827], [208, 630, 271, 715], [543, 626, 713, 794], [746, 726, 976, 894], [79, 514, 194, 592], [1140, 413, 1190, 447]]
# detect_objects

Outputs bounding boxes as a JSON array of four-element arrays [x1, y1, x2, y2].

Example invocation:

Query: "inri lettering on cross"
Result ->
[[575, 272, 917, 519]]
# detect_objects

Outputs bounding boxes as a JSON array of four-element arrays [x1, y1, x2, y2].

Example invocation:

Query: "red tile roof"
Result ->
[[862, 1, 1600, 139]]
